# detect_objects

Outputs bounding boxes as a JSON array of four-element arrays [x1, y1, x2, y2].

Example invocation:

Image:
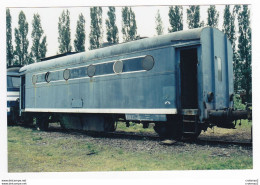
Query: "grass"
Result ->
[[200, 119, 252, 141], [116, 121, 155, 133], [116, 120, 252, 140], [8, 125, 252, 172]]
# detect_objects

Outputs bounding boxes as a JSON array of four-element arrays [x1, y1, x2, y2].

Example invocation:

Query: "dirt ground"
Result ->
[[39, 125, 252, 157], [199, 124, 252, 143]]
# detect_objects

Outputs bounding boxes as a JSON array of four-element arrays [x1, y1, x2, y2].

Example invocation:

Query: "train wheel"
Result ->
[[7, 118, 15, 126], [104, 116, 116, 132], [57, 116, 66, 130], [36, 116, 49, 131], [21, 115, 34, 126], [153, 123, 170, 138], [182, 129, 201, 140], [154, 120, 182, 140]]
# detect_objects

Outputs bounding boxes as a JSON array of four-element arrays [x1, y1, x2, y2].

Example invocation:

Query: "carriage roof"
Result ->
[[20, 27, 226, 73]]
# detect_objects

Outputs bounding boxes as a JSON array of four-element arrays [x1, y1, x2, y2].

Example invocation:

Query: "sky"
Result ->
[[9, 5, 225, 57]]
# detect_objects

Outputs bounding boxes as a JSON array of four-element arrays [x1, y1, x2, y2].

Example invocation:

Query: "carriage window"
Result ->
[[123, 57, 143, 72], [142, 55, 155, 71], [215, 57, 222, 81], [36, 73, 46, 83], [63, 69, 70, 80], [32, 75, 37, 84], [45, 72, 51, 83], [87, 65, 96, 77], [12, 77, 20, 87], [95, 62, 114, 75], [113, 60, 123, 74], [70, 67, 88, 79], [8, 76, 20, 88]]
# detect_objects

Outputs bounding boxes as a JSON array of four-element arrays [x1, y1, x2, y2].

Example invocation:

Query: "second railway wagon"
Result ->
[[7, 66, 21, 124], [19, 27, 246, 139]]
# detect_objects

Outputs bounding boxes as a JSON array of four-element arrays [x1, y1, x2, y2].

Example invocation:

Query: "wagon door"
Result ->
[[178, 48, 198, 110], [176, 47, 201, 136]]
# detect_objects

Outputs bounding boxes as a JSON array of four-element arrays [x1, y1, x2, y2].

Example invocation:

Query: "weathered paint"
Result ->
[[20, 27, 234, 122]]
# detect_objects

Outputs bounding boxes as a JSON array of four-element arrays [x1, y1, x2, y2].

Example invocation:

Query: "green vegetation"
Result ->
[[14, 11, 29, 66], [200, 119, 252, 142], [74, 13, 86, 52], [6, 8, 14, 67], [58, 9, 72, 53], [117, 119, 252, 136], [121, 7, 137, 42], [116, 122, 155, 133], [89, 7, 103, 50], [234, 94, 247, 110], [8, 126, 252, 172], [168, 6, 183, 33], [105, 6, 119, 44]]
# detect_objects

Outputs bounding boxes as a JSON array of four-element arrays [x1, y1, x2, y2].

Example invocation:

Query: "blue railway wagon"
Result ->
[[19, 27, 240, 139], [7, 66, 21, 124]]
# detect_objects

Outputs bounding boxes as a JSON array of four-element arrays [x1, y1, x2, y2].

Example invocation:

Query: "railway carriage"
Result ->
[[18, 27, 248, 139], [7, 66, 21, 124]]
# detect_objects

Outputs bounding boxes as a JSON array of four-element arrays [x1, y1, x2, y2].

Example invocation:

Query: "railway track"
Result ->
[[104, 131, 252, 147], [57, 128, 253, 148], [195, 138, 252, 147], [17, 124, 253, 148]]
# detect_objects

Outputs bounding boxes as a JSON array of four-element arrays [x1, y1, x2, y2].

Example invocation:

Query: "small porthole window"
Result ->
[[32, 75, 37, 84], [142, 55, 155, 71], [113, 60, 123, 74], [87, 65, 96, 77], [63, 69, 70, 80], [215, 56, 222, 82], [45, 72, 51, 83]]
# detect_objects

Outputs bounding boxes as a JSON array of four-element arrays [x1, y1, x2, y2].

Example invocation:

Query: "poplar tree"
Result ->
[[106, 6, 119, 44], [74, 13, 86, 52], [155, 9, 164, 35], [122, 7, 137, 42], [14, 11, 29, 66], [6, 8, 13, 67], [207, 5, 219, 28], [31, 13, 47, 63], [223, 5, 240, 93], [89, 7, 103, 50], [186, 5, 202, 29], [223, 5, 236, 51], [58, 9, 72, 53], [237, 5, 252, 103], [168, 6, 183, 33]]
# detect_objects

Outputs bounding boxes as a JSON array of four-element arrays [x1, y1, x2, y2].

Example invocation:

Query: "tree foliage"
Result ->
[[207, 5, 219, 27], [186, 5, 202, 29], [168, 6, 183, 33], [40, 36, 47, 58], [122, 7, 137, 42], [237, 5, 252, 103], [74, 13, 86, 52], [155, 9, 164, 35], [223, 5, 240, 93], [106, 6, 119, 44], [14, 11, 29, 66], [31, 13, 47, 63], [58, 9, 72, 54], [223, 5, 236, 51], [234, 94, 246, 110], [89, 7, 103, 50], [6, 8, 13, 67]]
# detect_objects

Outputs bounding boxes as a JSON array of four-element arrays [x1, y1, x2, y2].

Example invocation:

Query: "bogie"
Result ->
[[36, 116, 50, 131]]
